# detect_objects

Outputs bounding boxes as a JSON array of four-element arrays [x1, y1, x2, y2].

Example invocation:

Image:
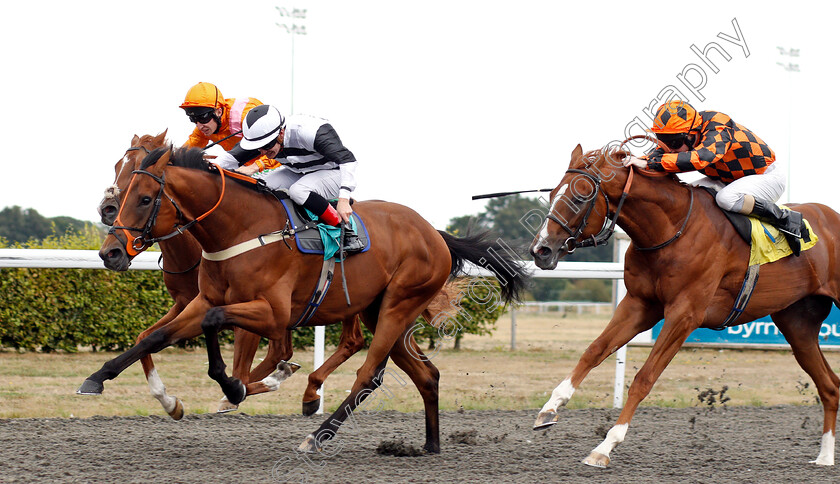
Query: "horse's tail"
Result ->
[[437, 230, 530, 305]]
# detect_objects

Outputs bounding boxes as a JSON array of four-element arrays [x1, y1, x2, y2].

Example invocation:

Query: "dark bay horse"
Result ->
[[529, 143, 840, 467], [96, 132, 449, 417], [85, 146, 527, 453]]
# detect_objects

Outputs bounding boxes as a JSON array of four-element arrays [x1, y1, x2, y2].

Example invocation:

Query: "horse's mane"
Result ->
[[140, 146, 209, 171], [578, 145, 685, 185], [139, 146, 285, 198]]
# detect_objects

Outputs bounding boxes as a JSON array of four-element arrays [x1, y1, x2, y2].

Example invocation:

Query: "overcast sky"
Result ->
[[0, 1, 835, 230]]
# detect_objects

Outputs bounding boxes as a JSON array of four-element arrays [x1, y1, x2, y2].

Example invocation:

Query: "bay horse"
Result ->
[[96, 132, 454, 417], [529, 143, 840, 467], [84, 146, 527, 453]]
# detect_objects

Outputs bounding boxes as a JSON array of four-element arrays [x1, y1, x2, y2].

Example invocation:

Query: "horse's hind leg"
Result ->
[[298, 287, 442, 453], [302, 317, 366, 416], [389, 334, 441, 453], [773, 296, 839, 465]]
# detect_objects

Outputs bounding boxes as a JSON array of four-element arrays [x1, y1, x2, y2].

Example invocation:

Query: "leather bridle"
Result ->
[[543, 138, 694, 253], [109, 152, 227, 257]]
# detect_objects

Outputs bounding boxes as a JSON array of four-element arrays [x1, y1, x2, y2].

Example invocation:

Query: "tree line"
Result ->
[[0, 206, 99, 244]]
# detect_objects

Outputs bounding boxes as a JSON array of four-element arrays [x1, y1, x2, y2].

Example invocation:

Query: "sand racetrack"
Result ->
[[1, 406, 837, 483]]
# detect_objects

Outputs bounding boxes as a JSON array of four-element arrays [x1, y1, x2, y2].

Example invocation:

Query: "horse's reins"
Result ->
[[545, 136, 694, 252]]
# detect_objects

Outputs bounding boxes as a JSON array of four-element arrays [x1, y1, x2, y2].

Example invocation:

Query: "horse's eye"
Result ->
[[140, 196, 152, 206]]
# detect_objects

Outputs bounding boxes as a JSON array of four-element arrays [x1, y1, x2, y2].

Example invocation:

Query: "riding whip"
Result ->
[[471, 188, 553, 200], [201, 130, 243, 152]]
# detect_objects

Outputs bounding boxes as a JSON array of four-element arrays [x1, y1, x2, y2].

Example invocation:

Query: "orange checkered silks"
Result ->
[[645, 110, 775, 183]]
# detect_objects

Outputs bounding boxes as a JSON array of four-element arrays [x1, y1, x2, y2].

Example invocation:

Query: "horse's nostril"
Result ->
[[104, 206, 116, 216], [537, 247, 551, 257]]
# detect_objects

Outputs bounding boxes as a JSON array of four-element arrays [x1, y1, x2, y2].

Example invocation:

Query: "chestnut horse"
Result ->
[[529, 143, 840, 467], [84, 146, 526, 453], [95, 132, 455, 417]]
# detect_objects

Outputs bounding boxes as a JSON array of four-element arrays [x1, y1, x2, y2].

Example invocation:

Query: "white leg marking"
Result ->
[[812, 431, 835, 465], [540, 378, 575, 413], [260, 365, 294, 392], [591, 423, 628, 458], [147, 368, 177, 414]]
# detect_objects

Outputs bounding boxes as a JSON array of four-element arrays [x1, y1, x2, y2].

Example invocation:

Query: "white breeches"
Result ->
[[691, 162, 786, 212], [261, 167, 341, 205]]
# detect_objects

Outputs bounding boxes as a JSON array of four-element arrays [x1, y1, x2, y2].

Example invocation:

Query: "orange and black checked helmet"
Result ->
[[651, 100, 702, 134]]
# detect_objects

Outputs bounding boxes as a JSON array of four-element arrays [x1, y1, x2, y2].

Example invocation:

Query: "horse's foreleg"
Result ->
[[218, 332, 298, 413], [200, 300, 279, 406], [583, 311, 698, 468], [535, 295, 660, 429], [774, 298, 839, 465], [216, 327, 263, 413], [77, 298, 211, 416], [302, 317, 365, 416], [135, 303, 185, 418]]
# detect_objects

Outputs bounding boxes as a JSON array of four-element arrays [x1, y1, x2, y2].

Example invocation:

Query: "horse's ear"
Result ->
[[154, 129, 168, 144], [131, 134, 140, 146], [571, 144, 583, 160], [151, 149, 172, 173]]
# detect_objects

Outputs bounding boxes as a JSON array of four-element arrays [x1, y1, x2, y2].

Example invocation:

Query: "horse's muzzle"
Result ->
[[530, 245, 560, 270], [98, 201, 119, 226], [99, 244, 130, 271]]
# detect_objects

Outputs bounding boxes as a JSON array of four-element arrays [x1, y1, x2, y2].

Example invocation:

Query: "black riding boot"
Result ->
[[341, 224, 365, 254], [750, 197, 804, 256]]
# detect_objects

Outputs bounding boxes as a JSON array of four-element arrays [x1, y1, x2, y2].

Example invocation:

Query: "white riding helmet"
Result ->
[[240, 104, 286, 150]]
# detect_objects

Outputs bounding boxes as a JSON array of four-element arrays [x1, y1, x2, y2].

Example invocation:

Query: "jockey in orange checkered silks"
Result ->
[[622, 100, 806, 255]]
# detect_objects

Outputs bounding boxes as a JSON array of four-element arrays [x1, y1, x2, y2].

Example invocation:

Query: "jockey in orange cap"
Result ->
[[623, 100, 806, 255], [179, 82, 277, 173]]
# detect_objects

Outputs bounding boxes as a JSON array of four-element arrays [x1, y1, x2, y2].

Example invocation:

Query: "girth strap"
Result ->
[[289, 258, 337, 329], [713, 263, 760, 330]]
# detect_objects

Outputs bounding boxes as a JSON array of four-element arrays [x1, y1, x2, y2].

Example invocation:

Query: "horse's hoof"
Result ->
[[424, 443, 441, 454], [225, 380, 247, 405], [281, 360, 302, 375], [582, 451, 610, 468], [76, 379, 104, 395], [168, 398, 184, 420], [302, 399, 321, 416], [533, 410, 559, 430], [298, 433, 322, 453], [217, 396, 239, 414]]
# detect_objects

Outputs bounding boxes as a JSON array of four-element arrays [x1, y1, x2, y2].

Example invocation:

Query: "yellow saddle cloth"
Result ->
[[749, 207, 818, 266]]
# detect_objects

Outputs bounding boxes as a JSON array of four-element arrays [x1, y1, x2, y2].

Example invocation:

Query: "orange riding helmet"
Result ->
[[179, 82, 223, 110], [651, 100, 702, 134]]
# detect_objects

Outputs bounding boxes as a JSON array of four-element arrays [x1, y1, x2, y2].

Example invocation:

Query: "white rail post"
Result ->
[[314, 325, 325, 415], [510, 306, 517, 351], [613, 234, 631, 408]]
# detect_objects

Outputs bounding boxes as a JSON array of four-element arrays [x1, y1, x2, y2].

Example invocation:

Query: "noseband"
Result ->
[[545, 168, 615, 254]]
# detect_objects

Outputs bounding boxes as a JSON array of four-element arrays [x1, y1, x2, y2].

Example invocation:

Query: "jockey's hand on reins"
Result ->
[[622, 156, 648, 169]]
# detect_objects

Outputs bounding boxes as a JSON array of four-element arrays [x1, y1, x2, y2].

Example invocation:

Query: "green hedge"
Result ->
[[0, 227, 505, 352]]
